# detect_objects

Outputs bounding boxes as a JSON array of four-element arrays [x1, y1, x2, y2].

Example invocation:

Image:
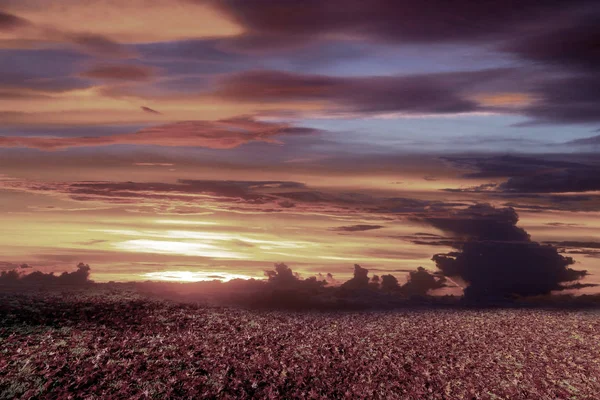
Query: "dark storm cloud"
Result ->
[[420, 204, 530, 242], [432, 241, 587, 299], [215, 69, 518, 115], [424, 204, 591, 299], [80, 64, 156, 81], [331, 225, 384, 232]]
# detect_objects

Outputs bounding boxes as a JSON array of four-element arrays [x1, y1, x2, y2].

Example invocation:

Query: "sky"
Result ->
[[1, 0, 599, 292]]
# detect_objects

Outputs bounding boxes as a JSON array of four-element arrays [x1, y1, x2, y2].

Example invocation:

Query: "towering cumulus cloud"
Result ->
[[426, 205, 588, 300]]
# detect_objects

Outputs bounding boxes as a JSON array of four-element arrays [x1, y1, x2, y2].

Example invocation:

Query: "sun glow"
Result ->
[[115, 239, 246, 259], [142, 270, 255, 282]]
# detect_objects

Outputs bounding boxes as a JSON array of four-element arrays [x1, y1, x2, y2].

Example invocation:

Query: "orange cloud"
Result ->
[[1, 1, 241, 44], [475, 92, 534, 107]]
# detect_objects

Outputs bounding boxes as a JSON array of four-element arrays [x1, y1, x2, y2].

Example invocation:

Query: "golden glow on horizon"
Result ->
[[154, 219, 218, 226], [141, 270, 256, 282], [1, 171, 599, 289]]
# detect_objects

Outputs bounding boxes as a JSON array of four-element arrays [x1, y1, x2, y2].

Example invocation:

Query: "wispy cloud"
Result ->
[[0, 116, 320, 150]]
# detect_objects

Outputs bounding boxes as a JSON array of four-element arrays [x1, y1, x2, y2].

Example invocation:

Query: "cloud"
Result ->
[[0, 262, 93, 285], [433, 241, 587, 299], [0, 49, 90, 93], [2, 0, 241, 43], [506, 13, 600, 71], [3, 1, 600, 127], [501, 9, 600, 124], [426, 204, 590, 299], [566, 134, 600, 147], [202, 1, 600, 125], [340, 264, 370, 291], [0, 178, 308, 213], [0, 261, 20, 271], [523, 74, 600, 125], [214, 69, 518, 116], [53, 180, 308, 208], [133, 162, 174, 166], [207, 263, 452, 309], [420, 204, 530, 242], [0, 10, 29, 30], [331, 224, 384, 232], [206, 0, 590, 44], [75, 239, 108, 246], [545, 241, 600, 250], [545, 222, 581, 227], [401, 267, 447, 296], [499, 167, 600, 193], [0, 175, 461, 219], [445, 155, 600, 194], [0, 9, 132, 57], [80, 64, 155, 81], [443, 155, 585, 179], [0, 88, 51, 99], [67, 33, 132, 57], [0, 116, 321, 150], [141, 106, 161, 115]]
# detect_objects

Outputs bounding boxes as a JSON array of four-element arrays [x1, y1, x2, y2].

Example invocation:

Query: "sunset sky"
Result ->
[[1, 0, 599, 291]]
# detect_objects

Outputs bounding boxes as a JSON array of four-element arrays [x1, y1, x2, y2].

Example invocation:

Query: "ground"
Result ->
[[1, 288, 599, 399]]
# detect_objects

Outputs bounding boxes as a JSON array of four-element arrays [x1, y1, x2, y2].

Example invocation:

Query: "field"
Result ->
[[1, 289, 599, 399]]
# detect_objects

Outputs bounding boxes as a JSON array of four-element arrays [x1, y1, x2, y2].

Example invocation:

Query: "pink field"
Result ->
[[1, 290, 599, 399]]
